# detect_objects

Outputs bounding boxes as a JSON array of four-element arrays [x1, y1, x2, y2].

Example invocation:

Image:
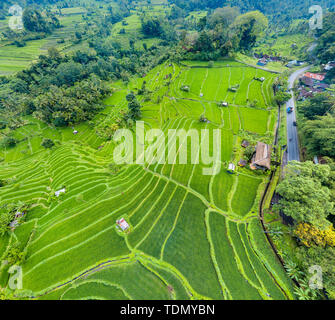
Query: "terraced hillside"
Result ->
[[0, 60, 295, 300]]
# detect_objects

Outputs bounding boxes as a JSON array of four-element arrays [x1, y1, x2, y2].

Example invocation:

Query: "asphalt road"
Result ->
[[286, 66, 310, 162]]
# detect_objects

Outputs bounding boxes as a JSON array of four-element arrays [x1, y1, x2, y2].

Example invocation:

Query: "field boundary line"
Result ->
[[225, 220, 265, 295], [135, 185, 178, 249], [205, 210, 231, 300], [160, 191, 187, 260]]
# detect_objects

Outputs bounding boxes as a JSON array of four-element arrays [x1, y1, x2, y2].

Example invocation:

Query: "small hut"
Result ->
[[250, 142, 271, 170], [238, 159, 247, 167], [241, 140, 250, 148], [180, 85, 190, 92], [55, 188, 66, 197], [116, 218, 130, 231], [227, 163, 236, 174]]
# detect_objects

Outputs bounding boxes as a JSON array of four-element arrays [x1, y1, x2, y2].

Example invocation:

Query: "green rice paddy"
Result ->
[[0, 60, 295, 300]]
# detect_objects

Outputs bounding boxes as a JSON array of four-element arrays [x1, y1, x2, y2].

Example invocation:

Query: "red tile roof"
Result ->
[[303, 72, 325, 81]]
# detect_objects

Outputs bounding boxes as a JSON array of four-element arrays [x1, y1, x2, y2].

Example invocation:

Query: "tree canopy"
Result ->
[[275, 161, 334, 230]]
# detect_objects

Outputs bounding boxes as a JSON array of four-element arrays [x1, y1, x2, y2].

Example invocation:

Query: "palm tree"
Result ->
[[284, 260, 304, 282], [294, 286, 312, 300]]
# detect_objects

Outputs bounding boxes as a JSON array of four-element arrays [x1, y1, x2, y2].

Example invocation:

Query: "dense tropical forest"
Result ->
[[0, 0, 334, 301]]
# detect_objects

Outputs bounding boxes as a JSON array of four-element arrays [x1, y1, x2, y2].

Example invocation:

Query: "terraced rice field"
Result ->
[[0, 61, 294, 300], [0, 13, 84, 75]]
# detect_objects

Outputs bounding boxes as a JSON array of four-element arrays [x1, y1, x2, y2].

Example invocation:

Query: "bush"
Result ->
[[14, 40, 26, 47], [1, 136, 17, 148], [244, 145, 255, 161], [41, 138, 55, 149]]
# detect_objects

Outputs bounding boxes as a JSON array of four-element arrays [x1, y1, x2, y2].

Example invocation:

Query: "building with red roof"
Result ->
[[303, 72, 325, 81]]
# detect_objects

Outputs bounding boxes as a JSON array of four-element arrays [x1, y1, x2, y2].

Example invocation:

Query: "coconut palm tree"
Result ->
[[284, 260, 304, 282], [294, 286, 312, 300]]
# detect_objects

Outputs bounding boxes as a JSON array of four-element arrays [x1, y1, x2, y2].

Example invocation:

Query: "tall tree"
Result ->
[[275, 161, 334, 230]]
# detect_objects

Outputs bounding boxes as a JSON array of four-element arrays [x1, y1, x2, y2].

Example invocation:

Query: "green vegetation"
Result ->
[[0, 58, 294, 299], [275, 161, 334, 229], [298, 93, 335, 158], [4, 0, 334, 301]]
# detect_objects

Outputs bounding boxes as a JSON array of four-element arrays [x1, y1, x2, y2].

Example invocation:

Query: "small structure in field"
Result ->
[[238, 159, 247, 167], [9, 220, 19, 230], [227, 163, 236, 174], [199, 115, 210, 123], [15, 211, 25, 219], [228, 84, 239, 92], [55, 188, 66, 197], [220, 101, 228, 107], [180, 85, 190, 92], [254, 77, 265, 82], [241, 140, 250, 148], [200, 93, 204, 97], [73, 130, 78, 135], [116, 218, 130, 231], [257, 58, 268, 66], [250, 142, 271, 171]]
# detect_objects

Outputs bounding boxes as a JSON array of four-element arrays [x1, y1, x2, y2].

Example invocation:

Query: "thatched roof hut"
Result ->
[[250, 142, 271, 170], [238, 159, 248, 167], [241, 140, 250, 148]]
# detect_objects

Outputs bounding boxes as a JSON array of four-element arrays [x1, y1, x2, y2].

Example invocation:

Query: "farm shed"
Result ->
[[227, 163, 236, 174], [116, 218, 130, 231], [55, 188, 66, 197], [220, 102, 228, 107], [250, 142, 271, 171], [15, 211, 26, 218], [10, 220, 19, 229], [241, 140, 250, 148], [238, 159, 247, 167]]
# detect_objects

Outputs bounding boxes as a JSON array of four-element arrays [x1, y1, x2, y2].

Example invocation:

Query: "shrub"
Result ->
[[41, 139, 55, 149], [1, 136, 17, 148]]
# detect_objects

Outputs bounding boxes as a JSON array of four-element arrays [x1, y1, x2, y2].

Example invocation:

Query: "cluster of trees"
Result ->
[[0, 47, 112, 127], [275, 161, 334, 230], [168, 0, 334, 28], [178, 7, 268, 60], [298, 93, 335, 158], [22, 7, 60, 33], [126, 92, 142, 121], [0, 202, 27, 236], [274, 75, 291, 105], [1, 5, 61, 46], [275, 160, 335, 298], [34, 76, 110, 126], [315, 12, 335, 64]]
